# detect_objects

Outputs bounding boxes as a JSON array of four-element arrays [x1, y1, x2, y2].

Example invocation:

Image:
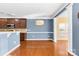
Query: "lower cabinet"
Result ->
[[0, 32, 20, 56], [20, 33, 26, 41]]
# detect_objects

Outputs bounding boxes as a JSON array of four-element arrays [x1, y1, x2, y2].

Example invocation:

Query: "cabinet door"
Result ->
[[15, 18, 26, 28], [19, 19, 26, 28], [7, 18, 26, 28], [0, 34, 8, 55], [8, 33, 20, 51], [7, 18, 15, 24], [20, 33, 26, 41], [0, 18, 7, 28]]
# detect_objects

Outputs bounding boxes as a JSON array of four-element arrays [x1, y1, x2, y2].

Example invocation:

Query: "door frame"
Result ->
[[54, 18, 57, 42]]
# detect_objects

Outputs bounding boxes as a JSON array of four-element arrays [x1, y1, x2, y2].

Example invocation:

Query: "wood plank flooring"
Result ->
[[8, 40, 68, 56]]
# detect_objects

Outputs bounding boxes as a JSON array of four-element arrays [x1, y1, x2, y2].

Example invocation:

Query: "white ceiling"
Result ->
[[0, 3, 66, 18]]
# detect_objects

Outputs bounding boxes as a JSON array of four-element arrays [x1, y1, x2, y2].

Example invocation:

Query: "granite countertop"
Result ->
[[0, 29, 27, 33]]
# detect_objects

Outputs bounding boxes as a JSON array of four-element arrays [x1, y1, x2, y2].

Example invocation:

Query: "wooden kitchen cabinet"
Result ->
[[7, 18, 15, 24], [20, 33, 26, 41], [7, 18, 26, 28], [0, 18, 7, 28], [0, 18, 26, 29], [15, 18, 26, 28]]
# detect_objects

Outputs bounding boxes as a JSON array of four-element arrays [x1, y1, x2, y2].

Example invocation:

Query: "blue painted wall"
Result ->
[[27, 33, 53, 39], [27, 19, 53, 32], [27, 19, 54, 39], [72, 3, 79, 55]]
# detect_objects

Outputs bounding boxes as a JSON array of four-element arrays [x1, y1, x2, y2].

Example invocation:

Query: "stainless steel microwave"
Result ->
[[6, 24, 15, 29]]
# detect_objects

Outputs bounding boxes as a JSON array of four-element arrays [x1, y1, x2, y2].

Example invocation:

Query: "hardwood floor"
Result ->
[[8, 40, 68, 56]]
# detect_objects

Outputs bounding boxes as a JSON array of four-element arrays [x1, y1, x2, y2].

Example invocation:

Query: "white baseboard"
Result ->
[[26, 39, 53, 40], [3, 44, 20, 56], [25, 39, 55, 43], [53, 39, 57, 42], [68, 50, 77, 56]]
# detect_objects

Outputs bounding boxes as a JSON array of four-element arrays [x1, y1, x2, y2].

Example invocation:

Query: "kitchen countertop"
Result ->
[[0, 29, 27, 33]]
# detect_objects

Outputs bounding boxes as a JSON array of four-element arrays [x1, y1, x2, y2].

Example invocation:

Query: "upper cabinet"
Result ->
[[0, 18, 7, 28], [14, 18, 26, 28], [0, 18, 26, 29], [7, 18, 15, 24]]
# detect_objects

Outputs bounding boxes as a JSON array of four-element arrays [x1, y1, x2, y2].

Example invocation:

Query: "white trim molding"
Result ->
[[26, 39, 53, 40], [27, 32, 54, 33], [3, 44, 20, 56], [54, 18, 57, 42], [68, 50, 77, 56], [67, 3, 73, 53]]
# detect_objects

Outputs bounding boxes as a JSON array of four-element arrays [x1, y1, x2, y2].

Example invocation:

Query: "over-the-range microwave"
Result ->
[[6, 24, 15, 29]]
